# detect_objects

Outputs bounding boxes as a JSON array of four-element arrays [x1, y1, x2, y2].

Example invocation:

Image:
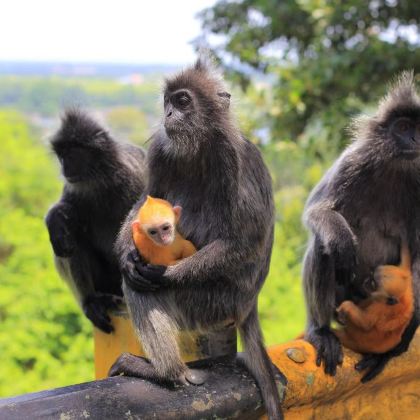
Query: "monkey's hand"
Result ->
[[336, 301, 351, 325], [123, 250, 169, 293], [45, 202, 76, 258], [355, 314, 419, 382], [82, 293, 123, 334], [307, 326, 343, 376]]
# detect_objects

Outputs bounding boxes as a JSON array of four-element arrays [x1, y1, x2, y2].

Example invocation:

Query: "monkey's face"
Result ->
[[52, 133, 116, 184], [55, 145, 96, 183], [389, 116, 420, 160], [163, 89, 199, 138], [143, 219, 176, 247]]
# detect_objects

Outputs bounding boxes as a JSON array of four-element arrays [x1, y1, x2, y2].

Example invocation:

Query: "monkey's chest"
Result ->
[[85, 215, 121, 260]]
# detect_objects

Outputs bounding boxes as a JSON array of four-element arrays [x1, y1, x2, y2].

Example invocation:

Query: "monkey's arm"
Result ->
[[45, 201, 78, 258], [337, 301, 377, 331], [303, 200, 358, 375], [304, 201, 357, 276], [136, 239, 241, 287]]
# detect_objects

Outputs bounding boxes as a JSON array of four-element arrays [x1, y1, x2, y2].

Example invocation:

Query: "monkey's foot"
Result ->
[[355, 353, 391, 383], [184, 369, 207, 385], [307, 327, 343, 376], [109, 353, 162, 380], [109, 353, 201, 386]]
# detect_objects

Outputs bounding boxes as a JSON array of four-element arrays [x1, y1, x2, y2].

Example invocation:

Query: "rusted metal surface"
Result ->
[[3, 331, 420, 419], [0, 357, 286, 420], [266, 329, 420, 419]]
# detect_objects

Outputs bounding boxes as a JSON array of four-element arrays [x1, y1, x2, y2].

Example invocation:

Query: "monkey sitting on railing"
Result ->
[[334, 242, 413, 354]]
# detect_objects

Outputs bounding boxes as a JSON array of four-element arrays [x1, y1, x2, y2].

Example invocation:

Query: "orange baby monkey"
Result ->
[[131, 196, 197, 266], [334, 242, 413, 354]]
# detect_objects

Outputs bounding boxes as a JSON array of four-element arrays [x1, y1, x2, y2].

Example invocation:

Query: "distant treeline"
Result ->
[[0, 76, 161, 116]]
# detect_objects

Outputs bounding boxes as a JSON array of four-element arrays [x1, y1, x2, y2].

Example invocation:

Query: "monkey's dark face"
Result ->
[[54, 145, 95, 183], [163, 89, 198, 138], [389, 116, 420, 160], [163, 65, 232, 149]]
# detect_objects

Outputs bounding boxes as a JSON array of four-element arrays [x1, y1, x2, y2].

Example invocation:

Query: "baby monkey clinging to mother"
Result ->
[[303, 72, 420, 382], [334, 241, 413, 355], [131, 195, 197, 267]]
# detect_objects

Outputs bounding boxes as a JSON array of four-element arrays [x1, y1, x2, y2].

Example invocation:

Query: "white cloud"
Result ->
[[0, 0, 216, 63]]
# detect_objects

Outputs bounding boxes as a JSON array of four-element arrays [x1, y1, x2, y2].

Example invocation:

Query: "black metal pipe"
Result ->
[[0, 356, 286, 420]]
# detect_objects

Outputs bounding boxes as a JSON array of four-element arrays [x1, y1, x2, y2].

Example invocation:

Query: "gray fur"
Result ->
[[45, 110, 147, 333], [303, 72, 420, 379], [112, 58, 283, 419]]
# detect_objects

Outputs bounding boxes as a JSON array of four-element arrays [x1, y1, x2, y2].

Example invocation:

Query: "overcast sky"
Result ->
[[0, 0, 216, 64]]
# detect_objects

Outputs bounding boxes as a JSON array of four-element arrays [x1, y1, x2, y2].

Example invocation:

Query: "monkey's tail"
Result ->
[[239, 305, 284, 420]]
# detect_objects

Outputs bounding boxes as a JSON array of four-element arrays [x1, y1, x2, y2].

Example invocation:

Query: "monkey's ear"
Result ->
[[173, 206, 182, 223], [131, 220, 140, 233], [217, 91, 231, 110]]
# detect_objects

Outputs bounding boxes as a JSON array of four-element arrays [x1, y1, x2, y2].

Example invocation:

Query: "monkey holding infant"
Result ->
[[110, 57, 285, 420], [303, 72, 420, 382]]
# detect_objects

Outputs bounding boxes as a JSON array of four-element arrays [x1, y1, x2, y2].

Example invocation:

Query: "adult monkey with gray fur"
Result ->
[[303, 72, 420, 382], [45, 110, 147, 333], [110, 58, 284, 419]]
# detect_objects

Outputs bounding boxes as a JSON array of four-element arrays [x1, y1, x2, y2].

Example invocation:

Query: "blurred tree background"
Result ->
[[0, 0, 419, 397]]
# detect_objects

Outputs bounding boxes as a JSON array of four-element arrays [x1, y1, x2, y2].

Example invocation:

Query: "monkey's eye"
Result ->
[[172, 91, 191, 109], [149, 229, 157, 235], [162, 224, 171, 231], [395, 119, 413, 133]]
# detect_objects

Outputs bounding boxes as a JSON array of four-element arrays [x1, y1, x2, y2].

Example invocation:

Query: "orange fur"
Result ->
[[132, 196, 196, 266], [334, 242, 413, 354]]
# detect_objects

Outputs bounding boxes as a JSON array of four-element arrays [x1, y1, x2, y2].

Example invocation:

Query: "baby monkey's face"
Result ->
[[361, 276, 398, 305], [368, 263, 412, 305], [143, 218, 176, 246]]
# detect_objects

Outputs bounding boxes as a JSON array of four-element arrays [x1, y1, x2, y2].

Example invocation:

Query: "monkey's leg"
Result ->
[[238, 305, 285, 420], [355, 314, 419, 382], [303, 237, 343, 375], [336, 301, 376, 331], [111, 284, 207, 386]]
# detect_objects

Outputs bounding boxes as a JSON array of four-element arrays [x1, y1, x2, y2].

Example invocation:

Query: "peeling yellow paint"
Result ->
[[191, 399, 215, 412], [261, 331, 420, 419]]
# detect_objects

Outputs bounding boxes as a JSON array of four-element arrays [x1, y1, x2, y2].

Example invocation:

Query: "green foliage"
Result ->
[[0, 111, 93, 396], [200, 0, 420, 154], [107, 106, 151, 145]]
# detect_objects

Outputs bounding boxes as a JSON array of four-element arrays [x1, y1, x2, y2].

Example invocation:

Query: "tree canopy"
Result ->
[[199, 0, 420, 153]]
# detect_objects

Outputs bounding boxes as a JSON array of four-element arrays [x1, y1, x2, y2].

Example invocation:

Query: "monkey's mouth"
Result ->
[[66, 175, 83, 183], [164, 123, 182, 138], [400, 149, 420, 160]]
